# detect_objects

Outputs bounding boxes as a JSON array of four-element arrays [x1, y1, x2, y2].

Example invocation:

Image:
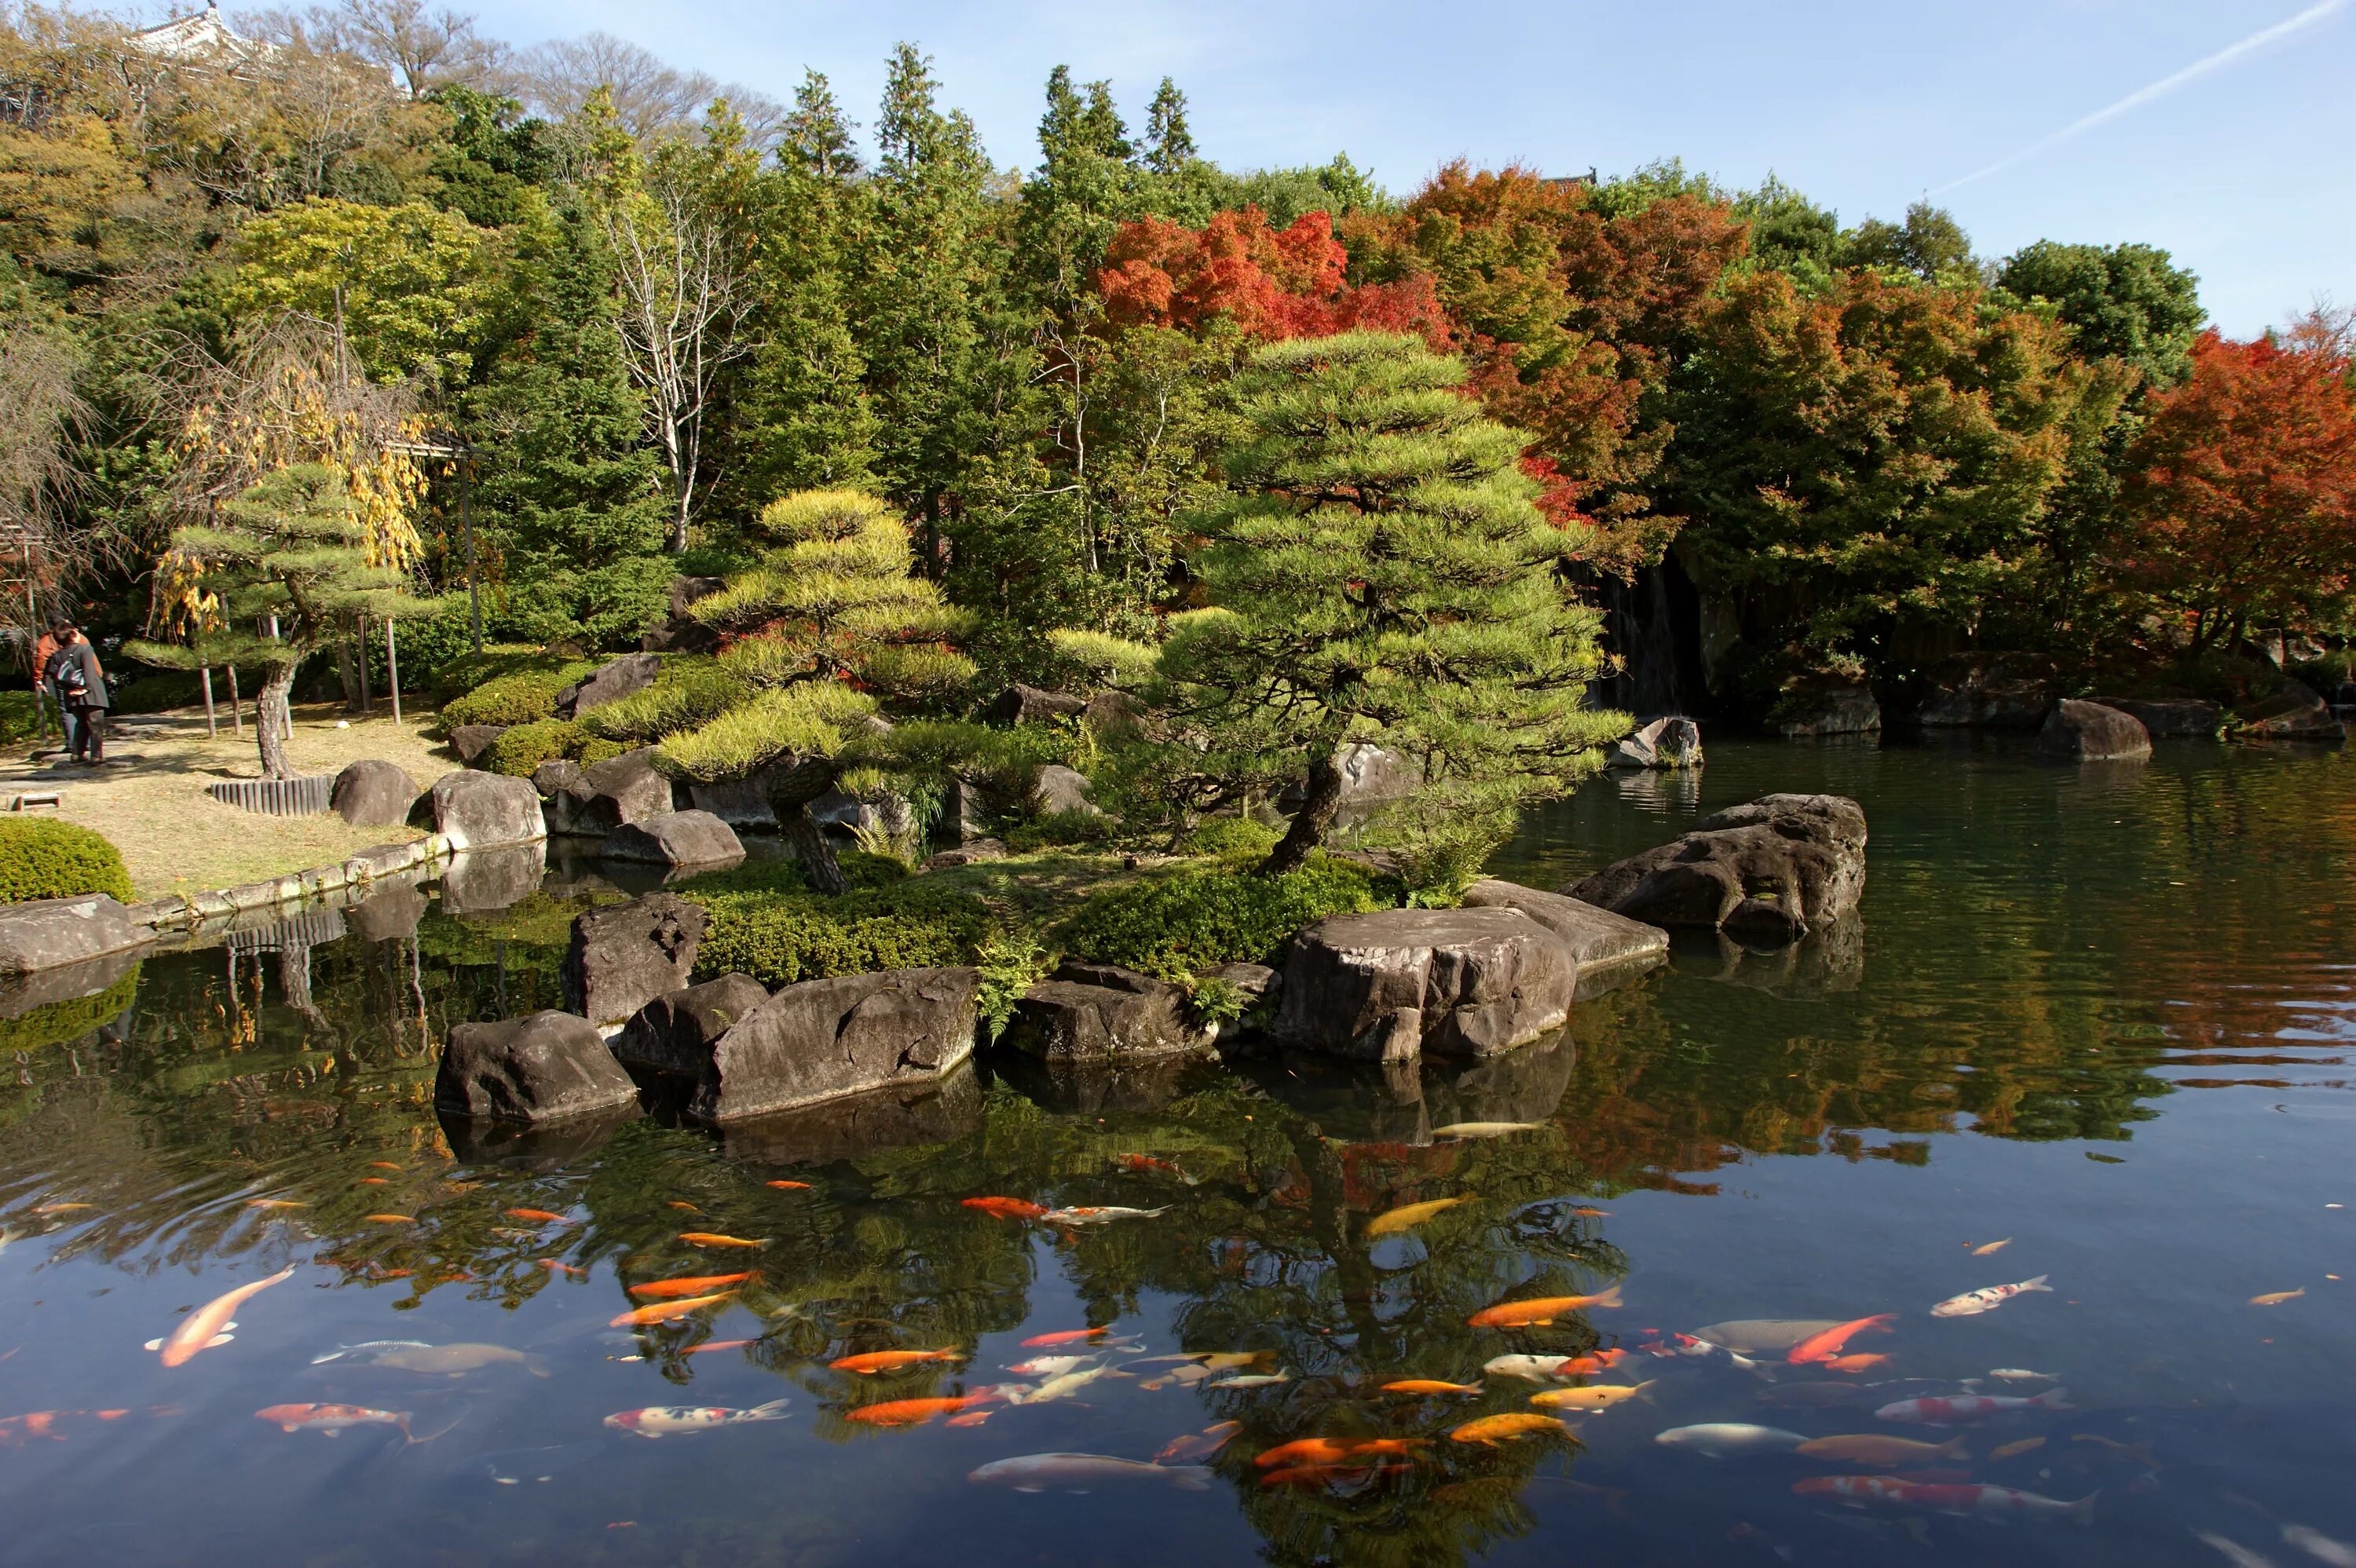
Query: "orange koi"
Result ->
[[1451, 1412, 1572, 1447], [1255, 1437, 1360, 1468], [357, 1178, 389, 1186], [1467, 1285, 1623, 1327], [944, 1409, 996, 1427], [1154, 1420, 1242, 1464], [668, 1201, 701, 1212], [1787, 1314, 1898, 1365], [148, 1265, 295, 1368], [256, 1402, 412, 1441], [1261, 1460, 1408, 1489], [1556, 1347, 1634, 1377], [963, 1197, 1049, 1222], [537, 1259, 587, 1278], [627, 1272, 756, 1299], [1824, 1353, 1893, 1373], [766, 1181, 813, 1190], [244, 1199, 307, 1211], [1382, 1380, 1483, 1395], [609, 1291, 737, 1327], [677, 1232, 765, 1248], [362, 1214, 413, 1224], [504, 1208, 567, 1225], [843, 1393, 1001, 1427], [830, 1348, 962, 1375], [366, 1161, 403, 1171], [1019, 1327, 1117, 1348]]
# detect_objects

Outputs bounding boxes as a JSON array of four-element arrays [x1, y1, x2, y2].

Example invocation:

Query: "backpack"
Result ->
[[46, 645, 86, 703]]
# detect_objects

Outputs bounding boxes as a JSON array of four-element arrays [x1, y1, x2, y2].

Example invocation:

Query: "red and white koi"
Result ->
[[1794, 1475, 2095, 1523], [1930, 1275, 2051, 1318], [603, 1399, 791, 1438], [255, 1402, 412, 1441], [1875, 1387, 2072, 1424]]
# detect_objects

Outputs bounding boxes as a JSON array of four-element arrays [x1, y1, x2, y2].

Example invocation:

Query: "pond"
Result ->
[[2, 735, 2351, 1567]]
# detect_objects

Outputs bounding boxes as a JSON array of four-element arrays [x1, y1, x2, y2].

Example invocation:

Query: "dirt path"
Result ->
[[0, 703, 461, 900]]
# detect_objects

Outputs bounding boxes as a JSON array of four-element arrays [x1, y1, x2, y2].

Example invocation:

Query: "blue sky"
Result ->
[[462, 0, 2354, 335]]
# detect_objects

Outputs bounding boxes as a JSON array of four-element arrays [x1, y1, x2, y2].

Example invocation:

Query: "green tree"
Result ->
[[463, 192, 671, 647], [1151, 331, 1624, 876], [643, 489, 975, 893], [130, 464, 436, 777], [423, 84, 554, 230], [1996, 240, 2204, 390], [223, 196, 488, 383], [1842, 200, 1974, 282], [1141, 76, 1195, 175], [1735, 174, 1842, 287]]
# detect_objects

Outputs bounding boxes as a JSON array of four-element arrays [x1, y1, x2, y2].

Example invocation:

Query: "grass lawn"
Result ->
[[0, 702, 461, 901]]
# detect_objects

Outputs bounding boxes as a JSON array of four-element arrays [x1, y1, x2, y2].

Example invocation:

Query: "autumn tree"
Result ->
[[2117, 313, 2356, 652], [1151, 331, 1623, 878]]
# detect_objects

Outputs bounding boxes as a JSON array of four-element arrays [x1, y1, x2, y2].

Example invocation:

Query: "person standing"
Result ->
[[30, 624, 61, 747], [46, 625, 107, 764]]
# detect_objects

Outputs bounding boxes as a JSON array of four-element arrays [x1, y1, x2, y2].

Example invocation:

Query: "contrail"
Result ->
[[1932, 0, 2350, 194]]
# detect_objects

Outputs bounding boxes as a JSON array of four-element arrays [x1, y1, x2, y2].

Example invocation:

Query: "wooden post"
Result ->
[[384, 617, 401, 725], [228, 664, 243, 737], [201, 667, 217, 738]]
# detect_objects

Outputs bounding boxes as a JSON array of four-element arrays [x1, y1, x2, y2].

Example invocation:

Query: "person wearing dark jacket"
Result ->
[[46, 626, 107, 763]]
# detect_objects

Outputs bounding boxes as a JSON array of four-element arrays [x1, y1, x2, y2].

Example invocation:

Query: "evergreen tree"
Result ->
[[463, 192, 671, 647], [1153, 331, 1625, 877], [1142, 77, 1195, 175], [129, 464, 436, 777]]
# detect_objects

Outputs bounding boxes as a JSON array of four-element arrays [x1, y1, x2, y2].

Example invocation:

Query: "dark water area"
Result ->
[[2, 736, 2352, 1566]]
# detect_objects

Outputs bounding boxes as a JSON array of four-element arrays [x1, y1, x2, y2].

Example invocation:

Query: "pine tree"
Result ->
[[1154, 331, 1626, 876], [1142, 78, 1195, 175], [463, 192, 671, 647], [130, 464, 437, 777], [640, 489, 975, 893]]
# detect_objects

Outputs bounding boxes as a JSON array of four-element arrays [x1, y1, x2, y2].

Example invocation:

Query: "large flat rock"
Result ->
[[0, 894, 150, 977], [408, 769, 545, 850], [1007, 963, 1215, 1062], [435, 1010, 642, 1124], [1459, 879, 1666, 996], [2029, 699, 2151, 763], [687, 967, 982, 1122], [1564, 793, 1868, 945], [1272, 907, 1578, 1063]]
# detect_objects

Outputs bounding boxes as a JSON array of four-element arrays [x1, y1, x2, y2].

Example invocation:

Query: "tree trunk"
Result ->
[[256, 661, 298, 779], [763, 754, 846, 895], [1260, 750, 1344, 876]]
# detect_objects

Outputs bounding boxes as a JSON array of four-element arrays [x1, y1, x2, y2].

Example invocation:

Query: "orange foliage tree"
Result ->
[[2120, 313, 2356, 652], [1096, 205, 1449, 346]]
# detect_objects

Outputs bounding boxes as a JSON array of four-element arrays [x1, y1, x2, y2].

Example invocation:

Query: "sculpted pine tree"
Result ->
[[648, 489, 974, 893], [129, 464, 436, 777], [1156, 331, 1626, 876]]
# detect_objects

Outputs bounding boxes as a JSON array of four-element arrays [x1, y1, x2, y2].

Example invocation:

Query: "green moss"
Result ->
[[440, 661, 599, 729], [0, 819, 134, 905], [427, 645, 580, 706], [682, 868, 992, 989], [1055, 855, 1385, 980], [481, 718, 589, 777], [0, 968, 140, 1051]]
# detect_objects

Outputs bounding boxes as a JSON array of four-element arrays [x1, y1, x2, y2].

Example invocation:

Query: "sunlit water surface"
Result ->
[[2, 736, 2351, 1567]]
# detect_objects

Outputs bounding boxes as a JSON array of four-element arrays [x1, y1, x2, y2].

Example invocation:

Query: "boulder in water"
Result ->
[[1271, 907, 1579, 1062], [562, 893, 708, 1031], [1007, 963, 1215, 1062], [408, 769, 545, 850], [686, 967, 982, 1121], [1605, 716, 1703, 770], [1564, 793, 1867, 943], [2029, 699, 2151, 763], [435, 1011, 640, 1123]]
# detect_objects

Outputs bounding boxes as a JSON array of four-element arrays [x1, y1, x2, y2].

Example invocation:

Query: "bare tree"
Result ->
[[247, 0, 507, 98], [516, 30, 781, 149], [0, 324, 98, 644]]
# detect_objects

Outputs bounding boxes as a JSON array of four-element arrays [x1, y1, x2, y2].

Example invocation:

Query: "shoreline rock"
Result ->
[[1007, 963, 1215, 1062], [1564, 793, 1867, 944], [686, 967, 982, 1122], [435, 1011, 642, 1124], [562, 893, 708, 1032], [1271, 907, 1578, 1062], [2029, 699, 2151, 763]]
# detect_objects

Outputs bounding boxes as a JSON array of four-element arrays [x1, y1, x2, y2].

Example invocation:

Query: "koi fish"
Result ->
[[830, 1348, 962, 1375], [1484, 1354, 1582, 1383], [969, 1453, 1213, 1491], [1794, 1434, 1969, 1465], [256, 1403, 412, 1441], [1530, 1381, 1652, 1413], [1557, 1347, 1636, 1376], [537, 1259, 587, 1278], [1643, 1332, 1765, 1372], [1694, 1320, 1847, 1354], [356, 1179, 389, 1186], [766, 1181, 812, 1190], [667, 1201, 701, 1212], [1824, 1354, 1895, 1373], [843, 1393, 1001, 1427], [0, 1409, 135, 1446], [1154, 1420, 1242, 1464], [1432, 1122, 1543, 1139], [628, 1273, 756, 1299], [609, 1291, 737, 1327], [963, 1197, 1048, 1221], [504, 1208, 567, 1225], [1205, 1370, 1291, 1389], [1020, 1328, 1122, 1349], [1988, 1368, 2060, 1383], [1971, 1238, 2012, 1256], [1655, 1424, 1809, 1456], [677, 1233, 766, 1248], [1112, 1154, 1198, 1183], [1383, 1380, 1483, 1395], [338, 1343, 547, 1377], [2250, 1288, 2305, 1307], [148, 1265, 295, 1367], [1469, 1285, 1622, 1326], [603, 1400, 790, 1438], [681, 1340, 757, 1358], [1365, 1197, 1471, 1238], [1787, 1314, 1899, 1365], [361, 1214, 412, 1224], [1793, 1475, 2095, 1523], [244, 1199, 307, 1211], [1038, 1205, 1169, 1225], [1254, 1437, 1363, 1468], [1450, 1412, 1572, 1447], [1930, 1275, 2051, 1318], [1016, 1364, 1129, 1403], [1876, 1388, 2071, 1424], [944, 1409, 997, 1427], [34, 1202, 93, 1214], [1008, 1354, 1096, 1376], [1991, 1437, 2047, 1460], [366, 1162, 403, 1171]]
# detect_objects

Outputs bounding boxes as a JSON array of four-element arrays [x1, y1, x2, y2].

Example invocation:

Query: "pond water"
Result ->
[[2, 736, 2352, 1567]]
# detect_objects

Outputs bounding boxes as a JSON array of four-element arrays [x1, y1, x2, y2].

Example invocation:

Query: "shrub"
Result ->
[[426, 643, 562, 705], [0, 690, 44, 745], [1057, 855, 1385, 980], [110, 667, 263, 715], [0, 819, 134, 904], [577, 656, 737, 744], [481, 718, 589, 777], [1004, 809, 1117, 853], [440, 660, 599, 729], [684, 874, 993, 990], [1183, 816, 1280, 860]]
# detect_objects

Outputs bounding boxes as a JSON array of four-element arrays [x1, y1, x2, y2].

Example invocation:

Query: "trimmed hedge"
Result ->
[[1056, 855, 1385, 980], [0, 819, 134, 905], [682, 863, 990, 989], [440, 660, 599, 729]]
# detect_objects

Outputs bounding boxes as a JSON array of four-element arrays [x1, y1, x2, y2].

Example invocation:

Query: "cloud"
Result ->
[[1931, 0, 2351, 195]]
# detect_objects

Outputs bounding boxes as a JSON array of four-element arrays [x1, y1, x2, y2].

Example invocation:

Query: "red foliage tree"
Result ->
[[1096, 206, 1450, 348], [2120, 313, 2356, 652]]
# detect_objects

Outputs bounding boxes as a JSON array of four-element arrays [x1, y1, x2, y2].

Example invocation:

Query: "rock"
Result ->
[[438, 842, 547, 915], [687, 757, 789, 831], [0, 945, 144, 1019], [548, 748, 677, 837], [1564, 793, 1868, 943], [684, 967, 982, 1121], [437, 1100, 639, 1165], [1282, 742, 1421, 808], [1007, 963, 1216, 1062], [448, 723, 507, 766], [920, 838, 1005, 870], [714, 1065, 984, 1164], [532, 758, 584, 798], [985, 685, 1089, 726], [0, 894, 149, 976], [2029, 699, 2152, 763], [935, 777, 991, 846], [1082, 690, 1141, 739], [810, 784, 915, 837], [2092, 696, 2222, 739], [599, 810, 744, 868], [329, 759, 417, 828], [1776, 678, 1881, 739], [612, 973, 769, 1079], [434, 1010, 642, 1124], [1271, 907, 1578, 1062], [1032, 764, 1103, 818], [346, 881, 427, 942], [638, 576, 727, 654], [1458, 879, 1667, 995], [1605, 715, 1703, 770], [562, 893, 708, 1030], [2230, 680, 2345, 743], [1916, 656, 2055, 729], [1198, 961, 1279, 1040], [557, 652, 662, 718], [407, 769, 546, 850]]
